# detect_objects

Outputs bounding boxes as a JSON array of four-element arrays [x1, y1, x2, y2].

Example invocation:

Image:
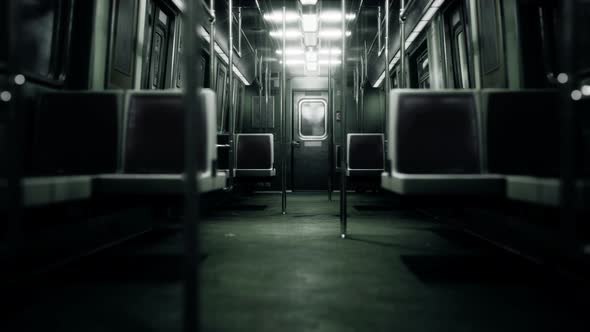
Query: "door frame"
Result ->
[[290, 89, 331, 191]]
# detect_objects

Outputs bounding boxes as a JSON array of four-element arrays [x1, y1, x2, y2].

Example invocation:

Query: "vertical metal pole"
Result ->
[[209, 0, 216, 90], [559, 0, 577, 254], [259, 54, 264, 132], [328, 44, 333, 201], [384, 0, 390, 138], [399, 0, 407, 88], [228, 0, 235, 188], [340, 0, 348, 238], [281, 7, 287, 214], [182, 0, 202, 331]]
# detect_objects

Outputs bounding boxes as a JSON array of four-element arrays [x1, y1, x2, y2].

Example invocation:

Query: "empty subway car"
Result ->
[[1, 0, 589, 331]]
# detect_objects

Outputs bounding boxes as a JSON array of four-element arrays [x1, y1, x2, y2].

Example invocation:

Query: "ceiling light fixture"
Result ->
[[270, 29, 303, 39], [263, 11, 299, 23]]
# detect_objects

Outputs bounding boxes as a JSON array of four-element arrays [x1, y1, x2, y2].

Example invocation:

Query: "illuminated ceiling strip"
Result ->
[[319, 12, 357, 22], [263, 11, 300, 23], [373, 0, 446, 87]]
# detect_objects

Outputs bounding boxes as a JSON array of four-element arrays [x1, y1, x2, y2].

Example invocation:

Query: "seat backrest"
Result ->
[[389, 90, 481, 174], [347, 134, 384, 170], [31, 91, 122, 176], [123, 89, 217, 174], [483, 90, 561, 177], [235, 134, 274, 170]]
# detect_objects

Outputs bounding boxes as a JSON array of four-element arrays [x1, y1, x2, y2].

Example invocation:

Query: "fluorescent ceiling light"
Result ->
[[319, 48, 342, 55], [270, 29, 303, 39], [305, 51, 318, 62], [280, 59, 305, 65], [263, 11, 299, 23], [319, 59, 342, 65], [432, 0, 445, 7], [319, 12, 356, 22], [300, 0, 318, 5], [304, 33, 319, 46], [373, 71, 385, 88], [319, 29, 352, 39], [276, 48, 305, 55], [306, 62, 319, 72], [302, 14, 319, 32]]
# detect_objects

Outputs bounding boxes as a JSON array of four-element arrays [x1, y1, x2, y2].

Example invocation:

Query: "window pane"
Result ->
[[300, 101, 326, 138], [20, 0, 58, 77]]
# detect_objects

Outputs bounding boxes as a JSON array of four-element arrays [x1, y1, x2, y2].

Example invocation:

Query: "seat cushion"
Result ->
[[381, 172, 505, 196]]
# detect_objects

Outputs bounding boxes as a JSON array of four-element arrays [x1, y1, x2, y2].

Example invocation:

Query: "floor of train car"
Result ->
[[2, 193, 587, 331]]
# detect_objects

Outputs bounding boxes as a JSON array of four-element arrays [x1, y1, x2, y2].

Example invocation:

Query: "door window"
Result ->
[[299, 99, 327, 140]]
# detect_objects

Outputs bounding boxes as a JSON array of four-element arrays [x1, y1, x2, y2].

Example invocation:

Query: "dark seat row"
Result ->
[[216, 133, 276, 178], [21, 90, 226, 207], [346, 134, 385, 177], [381, 90, 589, 207]]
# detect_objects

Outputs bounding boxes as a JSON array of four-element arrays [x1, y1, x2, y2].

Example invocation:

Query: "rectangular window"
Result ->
[[299, 99, 327, 140]]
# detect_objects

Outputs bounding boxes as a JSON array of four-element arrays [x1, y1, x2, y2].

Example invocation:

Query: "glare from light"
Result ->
[[319, 48, 342, 55], [263, 11, 299, 23], [557, 73, 569, 84], [572, 90, 582, 101], [300, 0, 318, 5], [276, 48, 305, 55], [280, 59, 305, 66], [319, 59, 342, 65], [306, 62, 319, 72], [306, 51, 318, 62], [270, 29, 303, 39], [0, 91, 12, 102], [302, 14, 319, 32], [319, 29, 352, 39], [582, 85, 590, 96], [14, 74, 26, 85], [319, 12, 357, 22]]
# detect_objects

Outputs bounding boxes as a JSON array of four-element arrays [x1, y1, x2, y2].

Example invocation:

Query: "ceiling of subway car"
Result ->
[[234, 0, 364, 77]]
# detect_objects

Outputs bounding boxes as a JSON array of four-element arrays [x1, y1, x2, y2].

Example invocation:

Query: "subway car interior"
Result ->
[[1, 0, 590, 330]]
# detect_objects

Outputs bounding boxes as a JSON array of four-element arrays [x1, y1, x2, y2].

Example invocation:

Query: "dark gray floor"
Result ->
[[2, 193, 588, 331]]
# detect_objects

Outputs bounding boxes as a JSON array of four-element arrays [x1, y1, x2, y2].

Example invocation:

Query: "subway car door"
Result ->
[[292, 91, 330, 191]]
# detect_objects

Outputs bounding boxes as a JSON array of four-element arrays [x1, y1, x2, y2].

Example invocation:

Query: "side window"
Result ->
[[390, 66, 399, 89], [12, 0, 71, 82], [142, 0, 173, 89], [409, 41, 430, 89], [444, 0, 471, 88], [110, 0, 139, 89]]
